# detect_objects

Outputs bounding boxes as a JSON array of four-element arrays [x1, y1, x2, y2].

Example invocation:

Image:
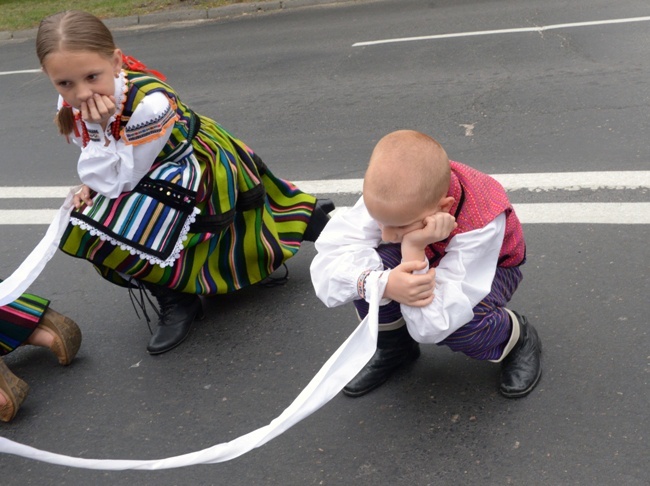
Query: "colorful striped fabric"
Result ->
[[0, 280, 48, 355], [59, 72, 316, 294]]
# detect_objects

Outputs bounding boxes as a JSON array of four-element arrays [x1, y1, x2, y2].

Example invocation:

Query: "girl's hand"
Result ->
[[73, 184, 93, 209], [81, 93, 116, 128]]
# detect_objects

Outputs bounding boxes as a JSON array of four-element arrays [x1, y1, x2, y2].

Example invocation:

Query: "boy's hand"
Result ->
[[81, 94, 116, 128], [384, 260, 436, 307], [402, 212, 457, 251]]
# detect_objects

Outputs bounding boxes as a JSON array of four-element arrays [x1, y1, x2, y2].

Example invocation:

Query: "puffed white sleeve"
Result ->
[[402, 212, 507, 343], [310, 196, 387, 307], [76, 91, 176, 199]]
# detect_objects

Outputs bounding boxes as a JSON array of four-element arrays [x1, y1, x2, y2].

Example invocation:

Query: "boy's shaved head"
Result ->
[[363, 130, 451, 224]]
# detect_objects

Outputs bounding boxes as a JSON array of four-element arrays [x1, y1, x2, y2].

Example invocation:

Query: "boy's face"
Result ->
[[374, 203, 442, 244]]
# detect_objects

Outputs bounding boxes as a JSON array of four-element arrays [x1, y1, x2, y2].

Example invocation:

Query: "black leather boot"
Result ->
[[343, 325, 420, 397], [500, 312, 542, 398], [303, 199, 335, 242], [143, 283, 203, 355]]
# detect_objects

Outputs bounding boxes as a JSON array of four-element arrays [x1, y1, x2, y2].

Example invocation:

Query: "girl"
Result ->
[[0, 286, 81, 422], [36, 11, 333, 355]]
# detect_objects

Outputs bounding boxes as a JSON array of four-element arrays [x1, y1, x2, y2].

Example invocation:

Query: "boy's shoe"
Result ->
[[343, 325, 420, 397], [0, 358, 29, 422], [499, 312, 542, 398], [39, 308, 82, 366]]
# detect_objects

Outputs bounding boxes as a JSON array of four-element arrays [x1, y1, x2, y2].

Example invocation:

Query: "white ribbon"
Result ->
[[0, 192, 381, 470], [0, 188, 78, 307]]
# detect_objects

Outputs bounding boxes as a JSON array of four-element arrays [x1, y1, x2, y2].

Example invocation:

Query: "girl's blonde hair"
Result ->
[[36, 10, 117, 136]]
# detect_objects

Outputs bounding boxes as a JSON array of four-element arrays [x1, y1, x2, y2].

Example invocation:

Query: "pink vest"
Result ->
[[425, 161, 526, 268]]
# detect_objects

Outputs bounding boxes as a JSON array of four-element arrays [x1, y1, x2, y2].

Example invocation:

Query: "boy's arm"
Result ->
[[401, 213, 507, 343], [310, 196, 384, 307], [383, 212, 457, 306]]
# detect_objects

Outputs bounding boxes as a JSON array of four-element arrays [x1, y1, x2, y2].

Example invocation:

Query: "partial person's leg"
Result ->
[[438, 266, 541, 397], [0, 358, 29, 422], [344, 244, 420, 397], [0, 289, 80, 422], [138, 282, 203, 355], [303, 199, 335, 242]]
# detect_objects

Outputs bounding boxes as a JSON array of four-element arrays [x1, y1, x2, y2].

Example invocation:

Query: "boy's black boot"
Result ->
[[343, 325, 420, 397], [303, 199, 335, 242], [499, 312, 542, 398], [143, 283, 203, 355]]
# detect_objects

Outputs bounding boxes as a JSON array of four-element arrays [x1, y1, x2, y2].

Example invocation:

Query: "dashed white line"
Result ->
[[353, 16, 650, 47]]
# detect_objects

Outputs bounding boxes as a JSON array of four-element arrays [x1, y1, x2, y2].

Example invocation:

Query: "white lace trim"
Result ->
[[70, 207, 200, 268]]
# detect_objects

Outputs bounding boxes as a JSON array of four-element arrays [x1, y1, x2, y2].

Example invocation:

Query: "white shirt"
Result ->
[[310, 196, 506, 343], [59, 72, 175, 199]]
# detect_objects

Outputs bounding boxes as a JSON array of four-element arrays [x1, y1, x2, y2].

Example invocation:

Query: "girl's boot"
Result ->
[[303, 199, 335, 242], [142, 283, 203, 355]]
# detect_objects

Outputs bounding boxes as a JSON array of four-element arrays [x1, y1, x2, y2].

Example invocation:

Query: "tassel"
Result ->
[[122, 54, 167, 81]]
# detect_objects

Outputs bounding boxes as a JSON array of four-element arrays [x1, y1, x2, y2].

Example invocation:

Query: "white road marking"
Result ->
[[1, 172, 648, 225], [0, 69, 41, 76], [2, 203, 648, 225], [353, 16, 650, 47], [4, 171, 647, 198]]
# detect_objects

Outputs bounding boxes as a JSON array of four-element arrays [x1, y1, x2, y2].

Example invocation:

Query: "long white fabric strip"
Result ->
[[0, 290, 378, 469], [0, 197, 380, 470], [0, 188, 78, 307]]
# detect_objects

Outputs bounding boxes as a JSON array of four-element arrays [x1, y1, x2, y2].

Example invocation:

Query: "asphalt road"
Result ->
[[0, 0, 648, 484]]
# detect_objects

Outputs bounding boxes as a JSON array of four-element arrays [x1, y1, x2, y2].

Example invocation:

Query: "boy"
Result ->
[[310, 130, 541, 398]]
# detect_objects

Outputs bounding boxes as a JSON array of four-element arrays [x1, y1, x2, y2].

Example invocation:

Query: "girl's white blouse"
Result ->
[[58, 72, 174, 199]]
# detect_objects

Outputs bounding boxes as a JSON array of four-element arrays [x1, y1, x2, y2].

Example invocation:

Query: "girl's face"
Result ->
[[42, 49, 122, 109]]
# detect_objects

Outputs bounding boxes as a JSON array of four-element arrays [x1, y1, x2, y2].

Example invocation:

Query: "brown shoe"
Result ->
[[0, 358, 29, 422], [39, 308, 82, 366]]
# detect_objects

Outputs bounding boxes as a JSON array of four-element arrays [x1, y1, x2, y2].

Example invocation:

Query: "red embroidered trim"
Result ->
[[74, 112, 90, 147], [111, 114, 122, 141]]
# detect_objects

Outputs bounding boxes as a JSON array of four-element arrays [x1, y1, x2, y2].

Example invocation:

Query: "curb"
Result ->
[[1, 0, 354, 41]]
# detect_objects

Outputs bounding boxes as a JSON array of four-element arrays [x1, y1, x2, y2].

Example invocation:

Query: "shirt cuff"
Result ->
[[361, 269, 392, 306], [411, 256, 429, 275]]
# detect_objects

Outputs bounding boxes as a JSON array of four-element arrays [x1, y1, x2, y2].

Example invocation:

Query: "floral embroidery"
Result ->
[[123, 104, 177, 145], [357, 269, 372, 299], [86, 127, 102, 143]]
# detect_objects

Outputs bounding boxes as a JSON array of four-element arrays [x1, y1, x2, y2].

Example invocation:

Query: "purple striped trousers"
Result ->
[[353, 243, 523, 361]]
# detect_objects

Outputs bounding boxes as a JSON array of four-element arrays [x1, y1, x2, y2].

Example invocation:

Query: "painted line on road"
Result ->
[[2, 171, 648, 199], [0, 69, 41, 76], [353, 16, 650, 47], [2, 203, 649, 225], [295, 171, 650, 194], [2, 172, 647, 225]]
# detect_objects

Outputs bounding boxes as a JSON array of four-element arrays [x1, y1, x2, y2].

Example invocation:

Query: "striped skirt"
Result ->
[[0, 281, 48, 355], [59, 120, 316, 295]]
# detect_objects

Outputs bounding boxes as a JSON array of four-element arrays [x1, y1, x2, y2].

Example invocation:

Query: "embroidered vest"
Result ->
[[68, 72, 267, 266], [425, 161, 526, 268]]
